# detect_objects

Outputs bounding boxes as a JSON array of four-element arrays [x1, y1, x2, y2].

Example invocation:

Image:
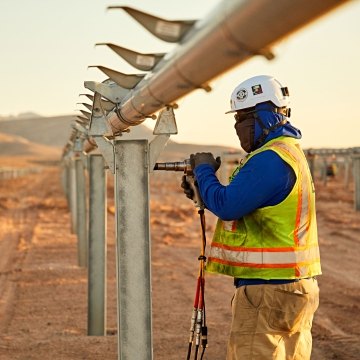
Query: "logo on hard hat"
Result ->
[[252, 84, 263, 95], [236, 88, 247, 101]]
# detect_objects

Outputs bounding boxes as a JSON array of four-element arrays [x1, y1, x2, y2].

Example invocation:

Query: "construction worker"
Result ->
[[181, 75, 321, 359]]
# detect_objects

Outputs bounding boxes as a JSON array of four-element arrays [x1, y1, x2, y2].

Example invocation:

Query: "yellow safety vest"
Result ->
[[206, 137, 321, 280]]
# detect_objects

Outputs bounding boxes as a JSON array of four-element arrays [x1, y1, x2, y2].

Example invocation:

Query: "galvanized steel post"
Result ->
[[353, 155, 360, 211], [63, 161, 71, 206], [75, 157, 88, 267], [88, 154, 107, 335], [114, 139, 152, 360], [70, 159, 77, 234], [60, 163, 67, 200], [344, 155, 351, 189]]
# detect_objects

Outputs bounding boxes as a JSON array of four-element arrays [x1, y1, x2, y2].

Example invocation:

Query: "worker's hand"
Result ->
[[181, 175, 195, 200], [190, 152, 221, 172]]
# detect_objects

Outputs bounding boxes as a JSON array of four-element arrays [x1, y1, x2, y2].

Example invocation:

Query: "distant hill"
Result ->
[[0, 114, 241, 158], [0, 112, 43, 121], [0, 132, 60, 157], [0, 115, 74, 147]]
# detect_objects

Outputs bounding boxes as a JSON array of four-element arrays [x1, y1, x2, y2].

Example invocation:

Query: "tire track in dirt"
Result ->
[[0, 167, 118, 359], [0, 172, 46, 334]]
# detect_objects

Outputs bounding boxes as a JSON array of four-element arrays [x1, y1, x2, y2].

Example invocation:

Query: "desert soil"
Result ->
[[0, 156, 359, 360]]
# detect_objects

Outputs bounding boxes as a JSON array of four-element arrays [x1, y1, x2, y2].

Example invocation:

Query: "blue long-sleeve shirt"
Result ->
[[194, 150, 296, 220]]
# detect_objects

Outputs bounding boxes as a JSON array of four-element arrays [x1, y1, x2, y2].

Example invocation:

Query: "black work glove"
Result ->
[[181, 175, 194, 200], [190, 152, 221, 172]]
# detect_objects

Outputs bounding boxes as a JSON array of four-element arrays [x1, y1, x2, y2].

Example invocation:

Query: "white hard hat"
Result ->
[[226, 75, 290, 113]]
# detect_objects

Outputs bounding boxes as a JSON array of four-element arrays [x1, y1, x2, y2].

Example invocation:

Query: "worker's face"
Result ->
[[234, 113, 255, 153]]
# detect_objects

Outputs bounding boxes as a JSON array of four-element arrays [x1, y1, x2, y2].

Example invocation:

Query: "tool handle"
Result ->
[[186, 175, 205, 209], [198, 278, 205, 310], [193, 277, 201, 307]]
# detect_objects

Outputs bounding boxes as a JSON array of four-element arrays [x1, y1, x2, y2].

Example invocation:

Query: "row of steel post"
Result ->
[[62, 154, 107, 335], [307, 153, 360, 211], [61, 140, 153, 359], [0, 167, 41, 180]]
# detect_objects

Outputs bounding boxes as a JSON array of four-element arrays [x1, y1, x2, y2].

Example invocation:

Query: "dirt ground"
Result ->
[[0, 156, 359, 360]]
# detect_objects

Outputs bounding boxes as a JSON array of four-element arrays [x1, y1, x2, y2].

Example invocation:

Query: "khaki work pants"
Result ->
[[226, 278, 319, 360]]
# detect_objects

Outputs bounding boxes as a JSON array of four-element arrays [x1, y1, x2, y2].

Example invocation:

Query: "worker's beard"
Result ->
[[234, 117, 255, 153]]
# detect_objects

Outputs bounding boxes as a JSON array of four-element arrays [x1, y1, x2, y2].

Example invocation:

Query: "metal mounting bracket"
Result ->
[[94, 136, 115, 174], [149, 106, 178, 172], [89, 93, 112, 136], [88, 92, 115, 173], [153, 106, 178, 135]]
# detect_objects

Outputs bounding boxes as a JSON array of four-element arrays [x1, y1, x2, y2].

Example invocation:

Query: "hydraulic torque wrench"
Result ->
[[154, 160, 204, 209]]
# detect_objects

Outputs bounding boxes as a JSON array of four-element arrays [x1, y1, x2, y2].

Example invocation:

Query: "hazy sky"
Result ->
[[1, 0, 359, 149]]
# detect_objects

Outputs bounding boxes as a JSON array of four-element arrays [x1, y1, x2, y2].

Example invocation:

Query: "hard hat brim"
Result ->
[[225, 109, 236, 114]]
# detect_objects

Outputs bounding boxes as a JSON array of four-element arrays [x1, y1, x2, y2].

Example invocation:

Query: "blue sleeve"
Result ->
[[193, 150, 296, 220]]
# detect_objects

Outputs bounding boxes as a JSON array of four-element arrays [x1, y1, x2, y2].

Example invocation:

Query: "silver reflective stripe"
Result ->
[[298, 153, 312, 246], [270, 141, 311, 246], [209, 244, 320, 266]]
